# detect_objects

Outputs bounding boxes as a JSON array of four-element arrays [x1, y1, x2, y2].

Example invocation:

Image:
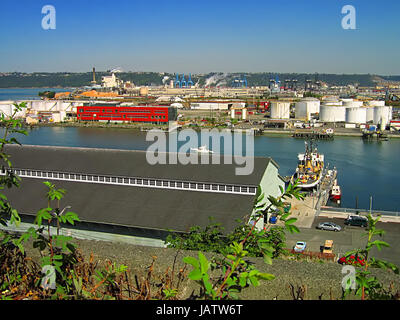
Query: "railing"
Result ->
[[320, 206, 400, 217], [0, 167, 257, 196]]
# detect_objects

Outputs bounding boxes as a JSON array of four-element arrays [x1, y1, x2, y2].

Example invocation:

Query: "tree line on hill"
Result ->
[[0, 71, 396, 88]]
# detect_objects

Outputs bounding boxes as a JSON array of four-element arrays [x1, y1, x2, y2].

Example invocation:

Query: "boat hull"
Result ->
[[330, 194, 341, 200], [291, 168, 323, 190]]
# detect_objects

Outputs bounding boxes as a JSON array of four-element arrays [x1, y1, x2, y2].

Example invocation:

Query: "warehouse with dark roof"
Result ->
[[2, 145, 285, 246]]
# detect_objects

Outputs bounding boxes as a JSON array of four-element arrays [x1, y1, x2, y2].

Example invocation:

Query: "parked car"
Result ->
[[344, 215, 368, 227], [338, 255, 366, 266], [316, 222, 342, 232], [293, 241, 307, 253], [322, 240, 334, 254]]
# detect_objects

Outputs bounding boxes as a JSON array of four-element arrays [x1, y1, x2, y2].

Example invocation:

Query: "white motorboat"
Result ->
[[190, 145, 214, 153]]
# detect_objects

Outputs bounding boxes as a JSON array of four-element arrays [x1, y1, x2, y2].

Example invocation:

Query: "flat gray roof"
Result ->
[[4, 178, 254, 233], [5, 145, 272, 185], [2, 145, 278, 234]]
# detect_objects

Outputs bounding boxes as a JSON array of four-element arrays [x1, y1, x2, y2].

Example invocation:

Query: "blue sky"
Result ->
[[0, 0, 399, 74]]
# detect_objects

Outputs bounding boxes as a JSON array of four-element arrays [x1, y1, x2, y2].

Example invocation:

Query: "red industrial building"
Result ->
[[77, 105, 177, 123]]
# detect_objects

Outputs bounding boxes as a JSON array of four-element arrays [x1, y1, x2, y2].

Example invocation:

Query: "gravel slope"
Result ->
[[23, 238, 400, 300]]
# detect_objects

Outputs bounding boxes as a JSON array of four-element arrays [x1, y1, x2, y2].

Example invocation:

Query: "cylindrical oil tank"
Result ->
[[0, 101, 14, 117], [367, 100, 385, 107], [29, 100, 51, 111], [242, 108, 247, 120], [322, 96, 342, 106], [270, 101, 290, 119], [342, 100, 363, 108], [353, 101, 364, 108], [0, 101, 27, 118], [366, 107, 374, 122], [341, 98, 353, 106], [346, 107, 367, 124], [319, 105, 346, 122], [54, 101, 73, 111], [295, 98, 320, 120], [373, 106, 391, 128]]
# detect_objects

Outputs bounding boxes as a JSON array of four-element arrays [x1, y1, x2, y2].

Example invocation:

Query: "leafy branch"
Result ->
[[342, 214, 399, 300], [182, 181, 304, 300]]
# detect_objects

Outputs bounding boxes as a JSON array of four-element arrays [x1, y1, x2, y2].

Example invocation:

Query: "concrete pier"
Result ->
[[270, 168, 338, 229], [292, 130, 334, 140]]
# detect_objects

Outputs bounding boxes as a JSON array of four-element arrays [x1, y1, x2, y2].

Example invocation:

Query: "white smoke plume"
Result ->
[[204, 73, 228, 87], [162, 76, 170, 84]]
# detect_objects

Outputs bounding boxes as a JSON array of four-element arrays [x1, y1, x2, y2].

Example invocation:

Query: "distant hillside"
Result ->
[[0, 72, 170, 88], [199, 73, 381, 87], [0, 72, 396, 88]]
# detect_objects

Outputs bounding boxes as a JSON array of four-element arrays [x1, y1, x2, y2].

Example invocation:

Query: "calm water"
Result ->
[[6, 126, 400, 212], [0, 88, 72, 101]]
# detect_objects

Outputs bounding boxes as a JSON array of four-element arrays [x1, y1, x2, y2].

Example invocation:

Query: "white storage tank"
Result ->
[[295, 97, 320, 120], [353, 101, 364, 108], [367, 100, 385, 107], [342, 99, 363, 108], [319, 105, 346, 122], [242, 108, 247, 120], [54, 101, 73, 111], [230, 108, 236, 119], [0, 101, 27, 118], [0, 101, 14, 117], [341, 98, 353, 106], [373, 106, 391, 129], [366, 107, 375, 122], [270, 101, 290, 119], [322, 96, 342, 106], [346, 107, 367, 124]]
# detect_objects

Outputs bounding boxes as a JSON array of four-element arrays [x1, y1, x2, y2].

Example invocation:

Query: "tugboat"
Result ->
[[291, 140, 324, 190]]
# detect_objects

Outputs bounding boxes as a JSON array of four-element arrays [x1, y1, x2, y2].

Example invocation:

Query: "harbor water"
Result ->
[[4, 125, 400, 212], [0, 88, 73, 101]]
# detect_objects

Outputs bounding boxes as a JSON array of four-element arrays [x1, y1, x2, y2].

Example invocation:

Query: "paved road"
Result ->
[[286, 216, 400, 266]]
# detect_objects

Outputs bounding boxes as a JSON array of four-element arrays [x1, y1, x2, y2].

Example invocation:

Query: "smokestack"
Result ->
[[92, 67, 96, 84]]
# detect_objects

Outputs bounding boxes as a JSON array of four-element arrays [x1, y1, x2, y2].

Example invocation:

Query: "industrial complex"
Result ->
[[0, 69, 399, 134]]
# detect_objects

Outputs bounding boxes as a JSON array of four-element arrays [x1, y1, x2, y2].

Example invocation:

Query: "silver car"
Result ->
[[316, 222, 342, 232]]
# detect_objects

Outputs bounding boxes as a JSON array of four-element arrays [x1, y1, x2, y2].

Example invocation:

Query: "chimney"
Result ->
[[92, 67, 96, 84]]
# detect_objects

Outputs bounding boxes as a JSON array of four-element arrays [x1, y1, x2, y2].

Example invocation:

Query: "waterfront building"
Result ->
[[3, 145, 285, 246], [76, 104, 177, 123]]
